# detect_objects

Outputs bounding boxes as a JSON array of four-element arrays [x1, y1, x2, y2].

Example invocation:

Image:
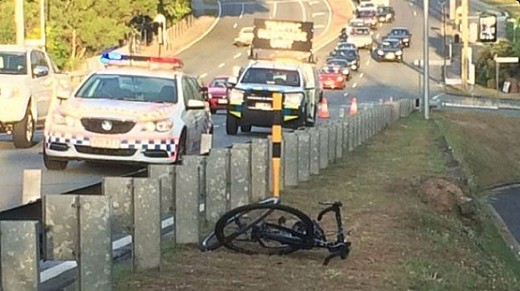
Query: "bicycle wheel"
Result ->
[[215, 203, 315, 255], [198, 197, 281, 252]]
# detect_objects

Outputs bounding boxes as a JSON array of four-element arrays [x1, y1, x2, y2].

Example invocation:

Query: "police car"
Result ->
[[43, 53, 213, 170]]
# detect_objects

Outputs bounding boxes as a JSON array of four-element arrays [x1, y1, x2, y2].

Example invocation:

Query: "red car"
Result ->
[[319, 67, 347, 90], [207, 76, 229, 114]]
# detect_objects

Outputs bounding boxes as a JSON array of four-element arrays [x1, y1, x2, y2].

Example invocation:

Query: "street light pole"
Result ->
[[442, 2, 447, 81], [423, 0, 430, 119], [15, 0, 25, 45]]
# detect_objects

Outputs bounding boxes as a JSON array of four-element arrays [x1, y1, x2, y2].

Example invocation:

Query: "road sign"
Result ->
[[252, 19, 314, 52], [494, 56, 519, 63], [479, 13, 497, 42]]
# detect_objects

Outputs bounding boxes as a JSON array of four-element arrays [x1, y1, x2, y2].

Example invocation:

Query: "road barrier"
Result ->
[[0, 99, 416, 290]]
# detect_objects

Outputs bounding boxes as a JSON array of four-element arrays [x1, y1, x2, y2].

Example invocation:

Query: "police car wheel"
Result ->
[[43, 148, 68, 170], [240, 124, 252, 133], [226, 114, 239, 135]]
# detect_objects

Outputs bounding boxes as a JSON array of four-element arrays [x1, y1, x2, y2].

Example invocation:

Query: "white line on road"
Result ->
[[365, 60, 370, 65], [431, 93, 444, 101], [376, 33, 380, 38], [314, 24, 325, 29], [360, 73, 365, 78], [319, 0, 332, 38], [409, 2, 413, 6], [218, 63, 225, 68], [233, 23, 238, 28], [353, 83, 358, 88], [271, 2, 277, 18], [233, 52, 242, 59], [239, 3, 245, 18], [413, 11, 417, 16], [312, 12, 325, 17], [309, 0, 319, 4], [298, 0, 307, 22], [200, 73, 208, 79]]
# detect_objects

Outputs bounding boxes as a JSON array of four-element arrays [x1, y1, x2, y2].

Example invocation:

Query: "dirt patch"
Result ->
[[416, 177, 469, 213]]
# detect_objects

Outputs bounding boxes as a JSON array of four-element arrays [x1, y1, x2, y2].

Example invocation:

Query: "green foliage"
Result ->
[[475, 41, 518, 88], [0, 0, 192, 70]]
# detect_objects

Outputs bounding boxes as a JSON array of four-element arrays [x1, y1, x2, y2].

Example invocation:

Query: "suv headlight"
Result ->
[[52, 111, 75, 127], [403, 38, 409, 42], [142, 119, 173, 132], [396, 50, 403, 55], [377, 49, 384, 55], [342, 68, 350, 75], [229, 89, 244, 102], [284, 93, 303, 107]]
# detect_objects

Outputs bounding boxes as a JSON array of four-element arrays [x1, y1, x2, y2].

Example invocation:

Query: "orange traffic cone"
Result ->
[[318, 97, 330, 119], [349, 97, 358, 116]]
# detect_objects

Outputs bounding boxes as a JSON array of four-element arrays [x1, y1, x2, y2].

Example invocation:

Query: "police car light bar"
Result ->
[[100, 52, 184, 68]]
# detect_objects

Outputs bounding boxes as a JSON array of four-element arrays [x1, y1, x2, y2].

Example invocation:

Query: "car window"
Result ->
[[187, 77, 204, 101], [0, 51, 27, 75], [76, 73, 178, 103], [241, 68, 301, 87], [210, 78, 227, 88]]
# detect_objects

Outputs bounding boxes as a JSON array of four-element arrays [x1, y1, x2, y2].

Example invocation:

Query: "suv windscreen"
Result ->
[[0, 52, 27, 75], [241, 68, 301, 87], [76, 74, 178, 103]]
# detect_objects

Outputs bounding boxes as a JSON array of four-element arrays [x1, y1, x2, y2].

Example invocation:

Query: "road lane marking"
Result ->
[[312, 12, 325, 17], [319, 0, 332, 38], [233, 52, 242, 59], [353, 83, 358, 88], [176, 0, 222, 55], [365, 60, 370, 65], [298, 0, 307, 22], [314, 24, 325, 29], [200, 73, 208, 79], [313, 0, 354, 52], [309, 0, 319, 4], [409, 2, 413, 6], [218, 63, 225, 68], [271, 2, 277, 18], [413, 11, 417, 16], [239, 3, 244, 18], [360, 73, 365, 78], [233, 23, 238, 28]]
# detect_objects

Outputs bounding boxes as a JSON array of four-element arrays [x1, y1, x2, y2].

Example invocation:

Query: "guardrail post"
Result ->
[[22, 169, 41, 205], [44, 195, 78, 261], [251, 139, 269, 201], [363, 110, 369, 142], [102, 177, 133, 236], [296, 129, 311, 182], [1, 221, 40, 290], [308, 127, 320, 175], [148, 165, 175, 221], [230, 143, 252, 208], [268, 136, 285, 193], [355, 113, 361, 147], [342, 120, 350, 152], [328, 123, 337, 163], [335, 121, 343, 160], [175, 161, 201, 244], [318, 125, 329, 169], [182, 156, 207, 228], [348, 116, 354, 152], [78, 195, 112, 289], [133, 178, 161, 272], [283, 132, 298, 187], [206, 148, 231, 224]]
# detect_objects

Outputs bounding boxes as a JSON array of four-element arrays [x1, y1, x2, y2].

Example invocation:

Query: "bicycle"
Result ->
[[199, 199, 352, 265]]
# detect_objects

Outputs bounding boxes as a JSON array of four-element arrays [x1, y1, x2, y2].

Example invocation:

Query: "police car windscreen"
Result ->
[[241, 68, 301, 87], [0, 52, 27, 75], [76, 74, 178, 103]]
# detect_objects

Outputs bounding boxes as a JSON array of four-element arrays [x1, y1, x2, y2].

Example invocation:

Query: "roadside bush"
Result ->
[[475, 41, 518, 88]]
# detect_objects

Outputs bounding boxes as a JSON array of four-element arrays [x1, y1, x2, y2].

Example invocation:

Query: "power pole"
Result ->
[[461, 0, 469, 90], [40, 0, 46, 50], [15, 0, 25, 45], [423, 0, 430, 119]]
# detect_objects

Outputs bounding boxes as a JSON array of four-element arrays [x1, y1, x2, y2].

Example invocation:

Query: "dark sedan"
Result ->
[[377, 6, 395, 23], [374, 38, 403, 62], [327, 49, 361, 71], [386, 27, 411, 47]]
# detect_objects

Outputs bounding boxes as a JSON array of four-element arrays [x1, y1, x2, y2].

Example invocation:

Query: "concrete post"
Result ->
[[335, 121, 343, 160], [296, 129, 310, 182], [22, 169, 41, 205], [342, 120, 350, 152], [251, 139, 269, 201], [230, 143, 252, 208], [283, 132, 298, 187], [328, 123, 337, 163], [175, 162, 200, 244], [308, 127, 320, 175], [206, 148, 230, 224], [348, 116, 354, 152], [148, 165, 175, 219], [318, 125, 329, 169], [182, 155, 208, 228]]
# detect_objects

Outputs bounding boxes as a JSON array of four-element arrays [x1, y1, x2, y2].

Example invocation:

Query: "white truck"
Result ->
[[347, 26, 374, 49], [0, 45, 69, 148]]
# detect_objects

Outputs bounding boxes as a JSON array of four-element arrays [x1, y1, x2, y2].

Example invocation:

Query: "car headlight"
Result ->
[[396, 50, 403, 55], [52, 112, 75, 127], [284, 93, 303, 107], [208, 92, 213, 99], [342, 69, 350, 75], [377, 49, 384, 55], [403, 38, 409, 42], [142, 119, 173, 132], [336, 76, 344, 82], [0, 86, 21, 99], [229, 89, 244, 102]]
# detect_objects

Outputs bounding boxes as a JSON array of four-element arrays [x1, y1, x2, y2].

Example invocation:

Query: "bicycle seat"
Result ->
[[319, 201, 343, 207]]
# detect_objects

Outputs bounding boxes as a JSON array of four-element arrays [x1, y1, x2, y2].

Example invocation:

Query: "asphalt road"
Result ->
[[490, 186, 520, 246], [0, 0, 448, 212]]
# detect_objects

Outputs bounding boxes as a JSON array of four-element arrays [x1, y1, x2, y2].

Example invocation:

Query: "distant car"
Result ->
[[377, 6, 395, 23], [325, 59, 351, 80], [358, 2, 375, 9], [327, 49, 361, 71], [356, 8, 379, 29], [319, 66, 347, 90], [346, 27, 374, 49], [234, 27, 254, 46], [386, 27, 411, 47], [207, 76, 229, 114], [374, 38, 403, 62], [336, 42, 358, 52]]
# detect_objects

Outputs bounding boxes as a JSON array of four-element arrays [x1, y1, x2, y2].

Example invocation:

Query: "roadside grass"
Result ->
[[113, 111, 520, 290], [482, 0, 520, 17]]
